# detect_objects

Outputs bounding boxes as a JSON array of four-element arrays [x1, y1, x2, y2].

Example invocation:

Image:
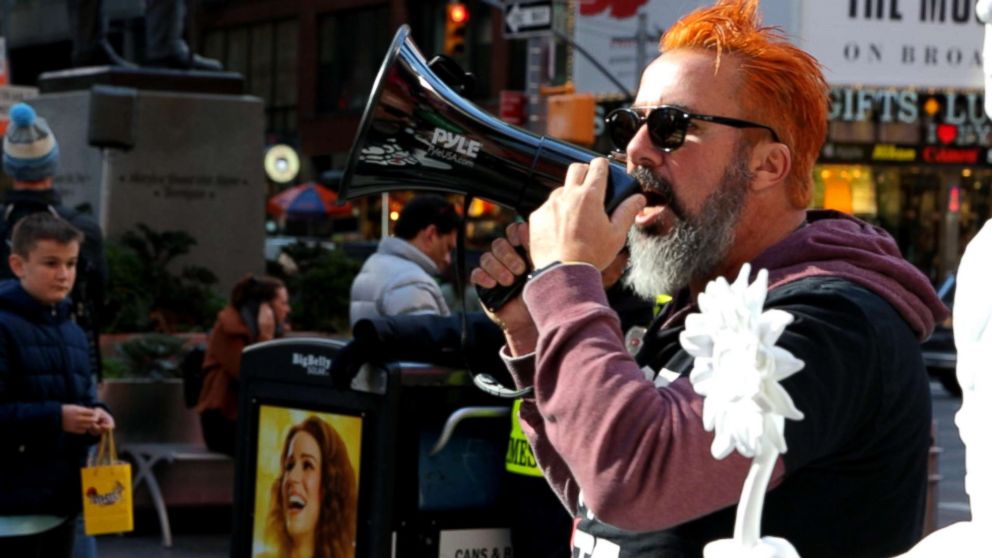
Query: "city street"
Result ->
[[0, 1, 983, 556], [98, 380, 971, 557], [932, 382, 970, 528]]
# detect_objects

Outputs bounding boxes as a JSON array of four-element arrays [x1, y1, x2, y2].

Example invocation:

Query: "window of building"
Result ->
[[316, 6, 391, 114], [203, 19, 299, 136]]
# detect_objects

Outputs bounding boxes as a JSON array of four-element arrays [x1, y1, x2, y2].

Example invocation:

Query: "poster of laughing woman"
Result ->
[[251, 405, 363, 558]]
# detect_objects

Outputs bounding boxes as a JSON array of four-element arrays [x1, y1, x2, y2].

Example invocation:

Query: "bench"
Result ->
[[118, 443, 232, 548], [99, 378, 233, 548]]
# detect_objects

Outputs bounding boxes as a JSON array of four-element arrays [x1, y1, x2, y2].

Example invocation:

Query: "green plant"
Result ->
[[103, 224, 225, 332], [100, 356, 130, 380], [113, 333, 187, 379], [280, 242, 361, 333]]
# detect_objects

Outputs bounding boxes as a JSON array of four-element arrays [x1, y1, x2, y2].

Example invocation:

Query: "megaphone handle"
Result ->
[[475, 244, 531, 312], [474, 169, 641, 312]]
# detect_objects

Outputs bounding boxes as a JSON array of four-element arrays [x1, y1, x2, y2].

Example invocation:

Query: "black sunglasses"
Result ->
[[605, 105, 780, 153]]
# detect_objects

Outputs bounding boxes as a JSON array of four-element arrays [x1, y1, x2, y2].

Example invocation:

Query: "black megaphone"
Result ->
[[340, 25, 641, 311]]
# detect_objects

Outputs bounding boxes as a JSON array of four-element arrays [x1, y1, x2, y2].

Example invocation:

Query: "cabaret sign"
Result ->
[[800, 1, 985, 88], [921, 146, 982, 164]]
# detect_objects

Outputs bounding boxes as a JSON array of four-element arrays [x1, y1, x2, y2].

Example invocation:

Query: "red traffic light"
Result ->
[[448, 2, 469, 24], [444, 3, 469, 56]]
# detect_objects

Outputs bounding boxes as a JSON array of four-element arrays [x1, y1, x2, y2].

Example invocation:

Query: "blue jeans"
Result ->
[[73, 515, 96, 558]]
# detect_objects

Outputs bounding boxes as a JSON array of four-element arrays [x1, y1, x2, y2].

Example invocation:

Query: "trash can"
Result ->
[[231, 337, 514, 558]]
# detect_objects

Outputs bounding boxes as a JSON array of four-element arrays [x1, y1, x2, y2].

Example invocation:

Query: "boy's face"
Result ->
[[9, 239, 79, 305]]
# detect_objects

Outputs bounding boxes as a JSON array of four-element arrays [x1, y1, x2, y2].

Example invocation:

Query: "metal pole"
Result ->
[[525, 36, 548, 133], [380, 192, 389, 238], [636, 13, 647, 90], [552, 28, 633, 100], [98, 149, 112, 231]]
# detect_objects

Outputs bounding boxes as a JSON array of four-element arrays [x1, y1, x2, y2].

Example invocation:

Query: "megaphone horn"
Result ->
[[340, 25, 645, 398], [340, 24, 640, 217]]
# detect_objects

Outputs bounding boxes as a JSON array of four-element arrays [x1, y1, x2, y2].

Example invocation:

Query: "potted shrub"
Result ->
[[98, 224, 220, 445]]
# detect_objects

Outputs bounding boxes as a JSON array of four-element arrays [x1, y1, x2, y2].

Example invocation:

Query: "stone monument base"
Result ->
[[32, 67, 265, 294]]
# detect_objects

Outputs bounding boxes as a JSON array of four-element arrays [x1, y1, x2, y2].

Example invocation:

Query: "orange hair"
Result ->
[[661, 0, 828, 208]]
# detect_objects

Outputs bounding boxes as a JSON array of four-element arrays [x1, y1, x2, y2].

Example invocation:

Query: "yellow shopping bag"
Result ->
[[80, 429, 134, 535]]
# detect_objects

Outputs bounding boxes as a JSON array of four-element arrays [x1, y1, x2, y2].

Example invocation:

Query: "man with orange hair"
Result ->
[[471, 0, 946, 556]]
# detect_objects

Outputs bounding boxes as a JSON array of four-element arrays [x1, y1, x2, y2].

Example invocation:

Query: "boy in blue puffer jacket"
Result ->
[[0, 212, 114, 557]]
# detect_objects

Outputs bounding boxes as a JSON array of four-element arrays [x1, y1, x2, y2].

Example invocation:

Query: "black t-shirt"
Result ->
[[570, 277, 931, 558]]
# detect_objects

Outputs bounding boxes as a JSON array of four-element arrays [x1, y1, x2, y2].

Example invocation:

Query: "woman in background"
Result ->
[[195, 274, 290, 456], [265, 416, 357, 558]]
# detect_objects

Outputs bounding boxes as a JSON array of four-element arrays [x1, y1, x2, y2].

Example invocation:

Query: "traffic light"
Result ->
[[444, 2, 469, 57]]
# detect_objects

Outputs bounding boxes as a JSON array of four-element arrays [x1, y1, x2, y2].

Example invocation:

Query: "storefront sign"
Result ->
[[499, 90, 527, 126], [801, 2, 985, 88], [821, 143, 992, 165], [830, 88, 992, 147], [438, 528, 512, 558], [921, 145, 982, 164], [829, 88, 918, 123], [821, 142, 871, 162], [923, 92, 992, 146], [574, 3, 985, 93], [872, 144, 918, 162], [821, 142, 992, 165]]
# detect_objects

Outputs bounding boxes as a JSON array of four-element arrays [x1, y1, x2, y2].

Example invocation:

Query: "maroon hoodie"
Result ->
[[505, 210, 947, 555], [757, 210, 947, 339]]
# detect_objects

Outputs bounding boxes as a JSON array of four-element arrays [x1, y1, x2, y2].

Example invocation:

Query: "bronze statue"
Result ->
[[67, 0, 222, 71]]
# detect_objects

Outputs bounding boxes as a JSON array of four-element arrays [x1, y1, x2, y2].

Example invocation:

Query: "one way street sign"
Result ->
[[504, 0, 554, 39]]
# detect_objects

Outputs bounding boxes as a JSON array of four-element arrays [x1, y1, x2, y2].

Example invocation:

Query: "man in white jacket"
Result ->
[[349, 195, 459, 328]]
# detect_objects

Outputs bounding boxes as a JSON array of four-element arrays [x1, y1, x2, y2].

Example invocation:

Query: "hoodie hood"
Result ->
[[3, 187, 62, 206], [2, 189, 62, 233], [0, 278, 72, 322], [752, 210, 948, 340]]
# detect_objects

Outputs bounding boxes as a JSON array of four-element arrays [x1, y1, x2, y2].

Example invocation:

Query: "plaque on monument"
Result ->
[[31, 67, 264, 294]]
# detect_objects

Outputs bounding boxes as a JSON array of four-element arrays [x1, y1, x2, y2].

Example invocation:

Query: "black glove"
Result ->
[[328, 312, 511, 390], [328, 319, 381, 390]]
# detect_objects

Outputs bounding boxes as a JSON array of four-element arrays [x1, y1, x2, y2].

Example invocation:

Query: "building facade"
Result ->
[[195, 0, 521, 175]]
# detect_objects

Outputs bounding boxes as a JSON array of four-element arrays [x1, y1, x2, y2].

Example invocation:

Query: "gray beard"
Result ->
[[624, 156, 751, 299]]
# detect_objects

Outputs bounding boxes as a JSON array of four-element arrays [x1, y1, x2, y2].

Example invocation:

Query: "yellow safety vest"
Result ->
[[504, 399, 542, 477], [505, 293, 671, 477], [654, 293, 673, 315]]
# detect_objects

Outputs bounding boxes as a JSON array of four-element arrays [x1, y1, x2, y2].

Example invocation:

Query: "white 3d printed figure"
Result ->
[[898, 220, 992, 557], [897, 2, 992, 555], [680, 264, 805, 558]]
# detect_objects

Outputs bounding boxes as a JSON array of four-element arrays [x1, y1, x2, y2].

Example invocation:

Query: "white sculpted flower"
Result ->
[[680, 264, 805, 460]]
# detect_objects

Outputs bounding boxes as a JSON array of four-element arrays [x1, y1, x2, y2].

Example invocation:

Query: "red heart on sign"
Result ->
[[937, 124, 958, 144]]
